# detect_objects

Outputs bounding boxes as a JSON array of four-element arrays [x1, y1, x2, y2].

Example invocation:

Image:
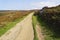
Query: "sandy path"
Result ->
[[36, 23, 44, 40], [0, 12, 34, 40]]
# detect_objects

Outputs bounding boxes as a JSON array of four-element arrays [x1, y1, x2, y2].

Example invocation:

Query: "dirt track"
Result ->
[[0, 12, 34, 40], [36, 23, 44, 40]]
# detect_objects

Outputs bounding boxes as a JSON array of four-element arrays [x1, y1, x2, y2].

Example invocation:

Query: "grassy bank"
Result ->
[[0, 14, 29, 36], [32, 16, 39, 40], [37, 15, 60, 40]]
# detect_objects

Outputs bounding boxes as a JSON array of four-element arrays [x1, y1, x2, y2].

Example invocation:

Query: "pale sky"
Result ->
[[0, 0, 60, 10]]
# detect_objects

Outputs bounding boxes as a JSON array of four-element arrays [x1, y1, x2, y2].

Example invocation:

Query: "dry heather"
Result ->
[[0, 10, 32, 28]]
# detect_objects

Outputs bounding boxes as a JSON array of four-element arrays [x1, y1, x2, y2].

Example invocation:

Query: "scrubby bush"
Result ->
[[37, 5, 60, 38]]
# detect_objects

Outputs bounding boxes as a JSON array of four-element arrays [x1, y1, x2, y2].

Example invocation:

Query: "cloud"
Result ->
[[31, 1, 60, 9]]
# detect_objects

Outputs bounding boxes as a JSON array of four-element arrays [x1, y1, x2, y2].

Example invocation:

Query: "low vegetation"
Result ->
[[35, 5, 60, 40], [32, 16, 38, 40], [0, 10, 32, 36]]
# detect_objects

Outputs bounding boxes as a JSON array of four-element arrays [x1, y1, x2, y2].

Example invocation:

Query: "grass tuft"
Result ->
[[32, 15, 39, 40]]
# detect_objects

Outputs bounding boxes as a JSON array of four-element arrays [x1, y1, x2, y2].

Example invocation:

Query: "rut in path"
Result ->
[[36, 22, 44, 40], [0, 12, 34, 40]]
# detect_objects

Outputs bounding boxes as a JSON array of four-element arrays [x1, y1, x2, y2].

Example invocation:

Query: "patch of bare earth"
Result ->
[[36, 23, 44, 40]]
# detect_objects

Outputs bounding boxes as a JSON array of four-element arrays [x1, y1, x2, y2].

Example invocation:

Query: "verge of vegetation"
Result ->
[[36, 5, 60, 40], [37, 15, 60, 40], [32, 15, 39, 40], [37, 15, 54, 40], [0, 16, 25, 36], [0, 13, 30, 36]]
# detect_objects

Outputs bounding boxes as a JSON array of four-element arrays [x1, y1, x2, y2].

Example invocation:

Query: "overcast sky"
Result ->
[[0, 0, 60, 10]]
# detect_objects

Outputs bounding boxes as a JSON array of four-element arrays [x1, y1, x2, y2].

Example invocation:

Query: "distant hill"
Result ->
[[0, 10, 33, 16]]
